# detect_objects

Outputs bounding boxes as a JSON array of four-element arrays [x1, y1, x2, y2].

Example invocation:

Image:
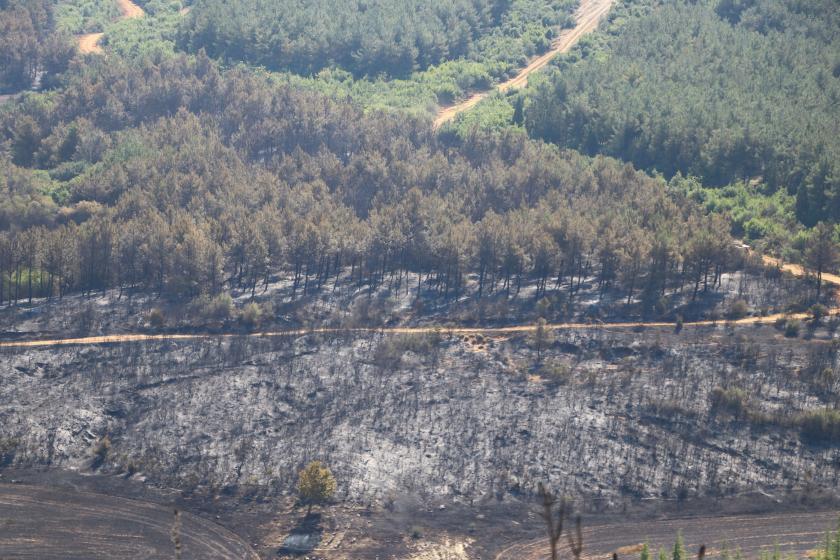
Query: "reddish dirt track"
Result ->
[[77, 0, 145, 54], [78, 32, 105, 54], [0, 484, 258, 560], [433, 0, 614, 128]]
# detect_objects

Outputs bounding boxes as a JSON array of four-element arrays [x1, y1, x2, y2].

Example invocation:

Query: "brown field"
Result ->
[[496, 511, 840, 560], [0, 484, 258, 560]]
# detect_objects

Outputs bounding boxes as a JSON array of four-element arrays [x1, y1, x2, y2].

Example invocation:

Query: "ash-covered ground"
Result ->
[[1, 265, 838, 557], [2, 323, 838, 508]]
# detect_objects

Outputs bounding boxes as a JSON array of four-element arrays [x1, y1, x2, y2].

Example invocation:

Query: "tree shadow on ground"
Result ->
[[278, 512, 324, 556]]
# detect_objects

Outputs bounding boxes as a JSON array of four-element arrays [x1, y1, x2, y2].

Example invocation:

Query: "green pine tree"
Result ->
[[672, 531, 685, 560], [640, 543, 651, 560], [833, 518, 840, 560]]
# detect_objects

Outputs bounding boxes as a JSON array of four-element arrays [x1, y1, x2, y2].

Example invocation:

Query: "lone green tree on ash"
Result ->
[[297, 461, 336, 515]]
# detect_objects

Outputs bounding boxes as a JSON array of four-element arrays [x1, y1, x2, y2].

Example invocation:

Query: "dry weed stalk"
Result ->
[[538, 482, 585, 560], [172, 508, 182, 560]]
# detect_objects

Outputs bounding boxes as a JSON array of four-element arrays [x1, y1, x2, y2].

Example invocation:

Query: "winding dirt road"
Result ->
[[0, 484, 258, 559], [77, 0, 145, 54], [495, 510, 840, 560], [433, 0, 614, 128]]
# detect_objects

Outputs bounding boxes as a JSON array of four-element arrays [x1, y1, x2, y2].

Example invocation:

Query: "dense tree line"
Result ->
[[0, 0, 75, 92], [179, 0, 505, 77], [177, 0, 575, 78], [525, 0, 840, 227], [0, 54, 738, 312], [53, 0, 121, 35]]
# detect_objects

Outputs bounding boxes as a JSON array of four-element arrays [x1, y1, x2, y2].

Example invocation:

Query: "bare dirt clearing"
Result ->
[[496, 510, 840, 560], [0, 483, 258, 559], [77, 0, 145, 54], [433, 0, 614, 128], [117, 0, 144, 19], [78, 32, 105, 54]]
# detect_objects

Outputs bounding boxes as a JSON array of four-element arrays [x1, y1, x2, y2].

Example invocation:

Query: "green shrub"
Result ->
[[710, 387, 750, 418], [538, 362, 571, 384], [812, 519, 840, 560], [92, 435, 112, 469], [148, 308, 165, 329], [190, 294, 234, 323], [373, 333, 440, 368], [810, 304, 829, 322], [727, 299, 749, 320], [798, 409, 840, 445], [240, 302, 262, 330], [784, 319, 801, 338], [76, 303, 99, 335]]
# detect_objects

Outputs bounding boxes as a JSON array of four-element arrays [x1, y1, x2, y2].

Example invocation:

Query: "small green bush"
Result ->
[[784, 319, 801, 338], [240, 302, 262, 330], [727, 299, 749, 320], [190, 294, 234, 323], [92, 435, 112, 469], [539, 362, 571, 384], [798, 409, 840, 445], [710, 387, 750, 418], [810, 304, 829, 322], [148, 308, 165, 329], [373, 333, 440, 368]]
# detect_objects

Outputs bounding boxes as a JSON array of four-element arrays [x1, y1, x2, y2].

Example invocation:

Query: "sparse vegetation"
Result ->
[[148, 308, 165, 329], [532, 317, 553, 362], [189, 294, 233, 323], [710, 387, 750, 419], [784, 319, 801, 338], [92, 435, 111, 469], [798, 409, 840, 446], [239, 302, 262, 330], [727, 299, 750, 320], [813, 520, 840, 560]]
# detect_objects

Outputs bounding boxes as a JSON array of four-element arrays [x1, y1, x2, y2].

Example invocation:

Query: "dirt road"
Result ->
[[0, 309, 826, 350], [496, 510, 840, 560], [78, 32, 105, 54], [761, 254, 840, 290], [77, 0, 145, 54], [433, 0, 613, 128], [116, 0, 144, 19], [0, 484, 258, 560], [0, 248, 835, 349]]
